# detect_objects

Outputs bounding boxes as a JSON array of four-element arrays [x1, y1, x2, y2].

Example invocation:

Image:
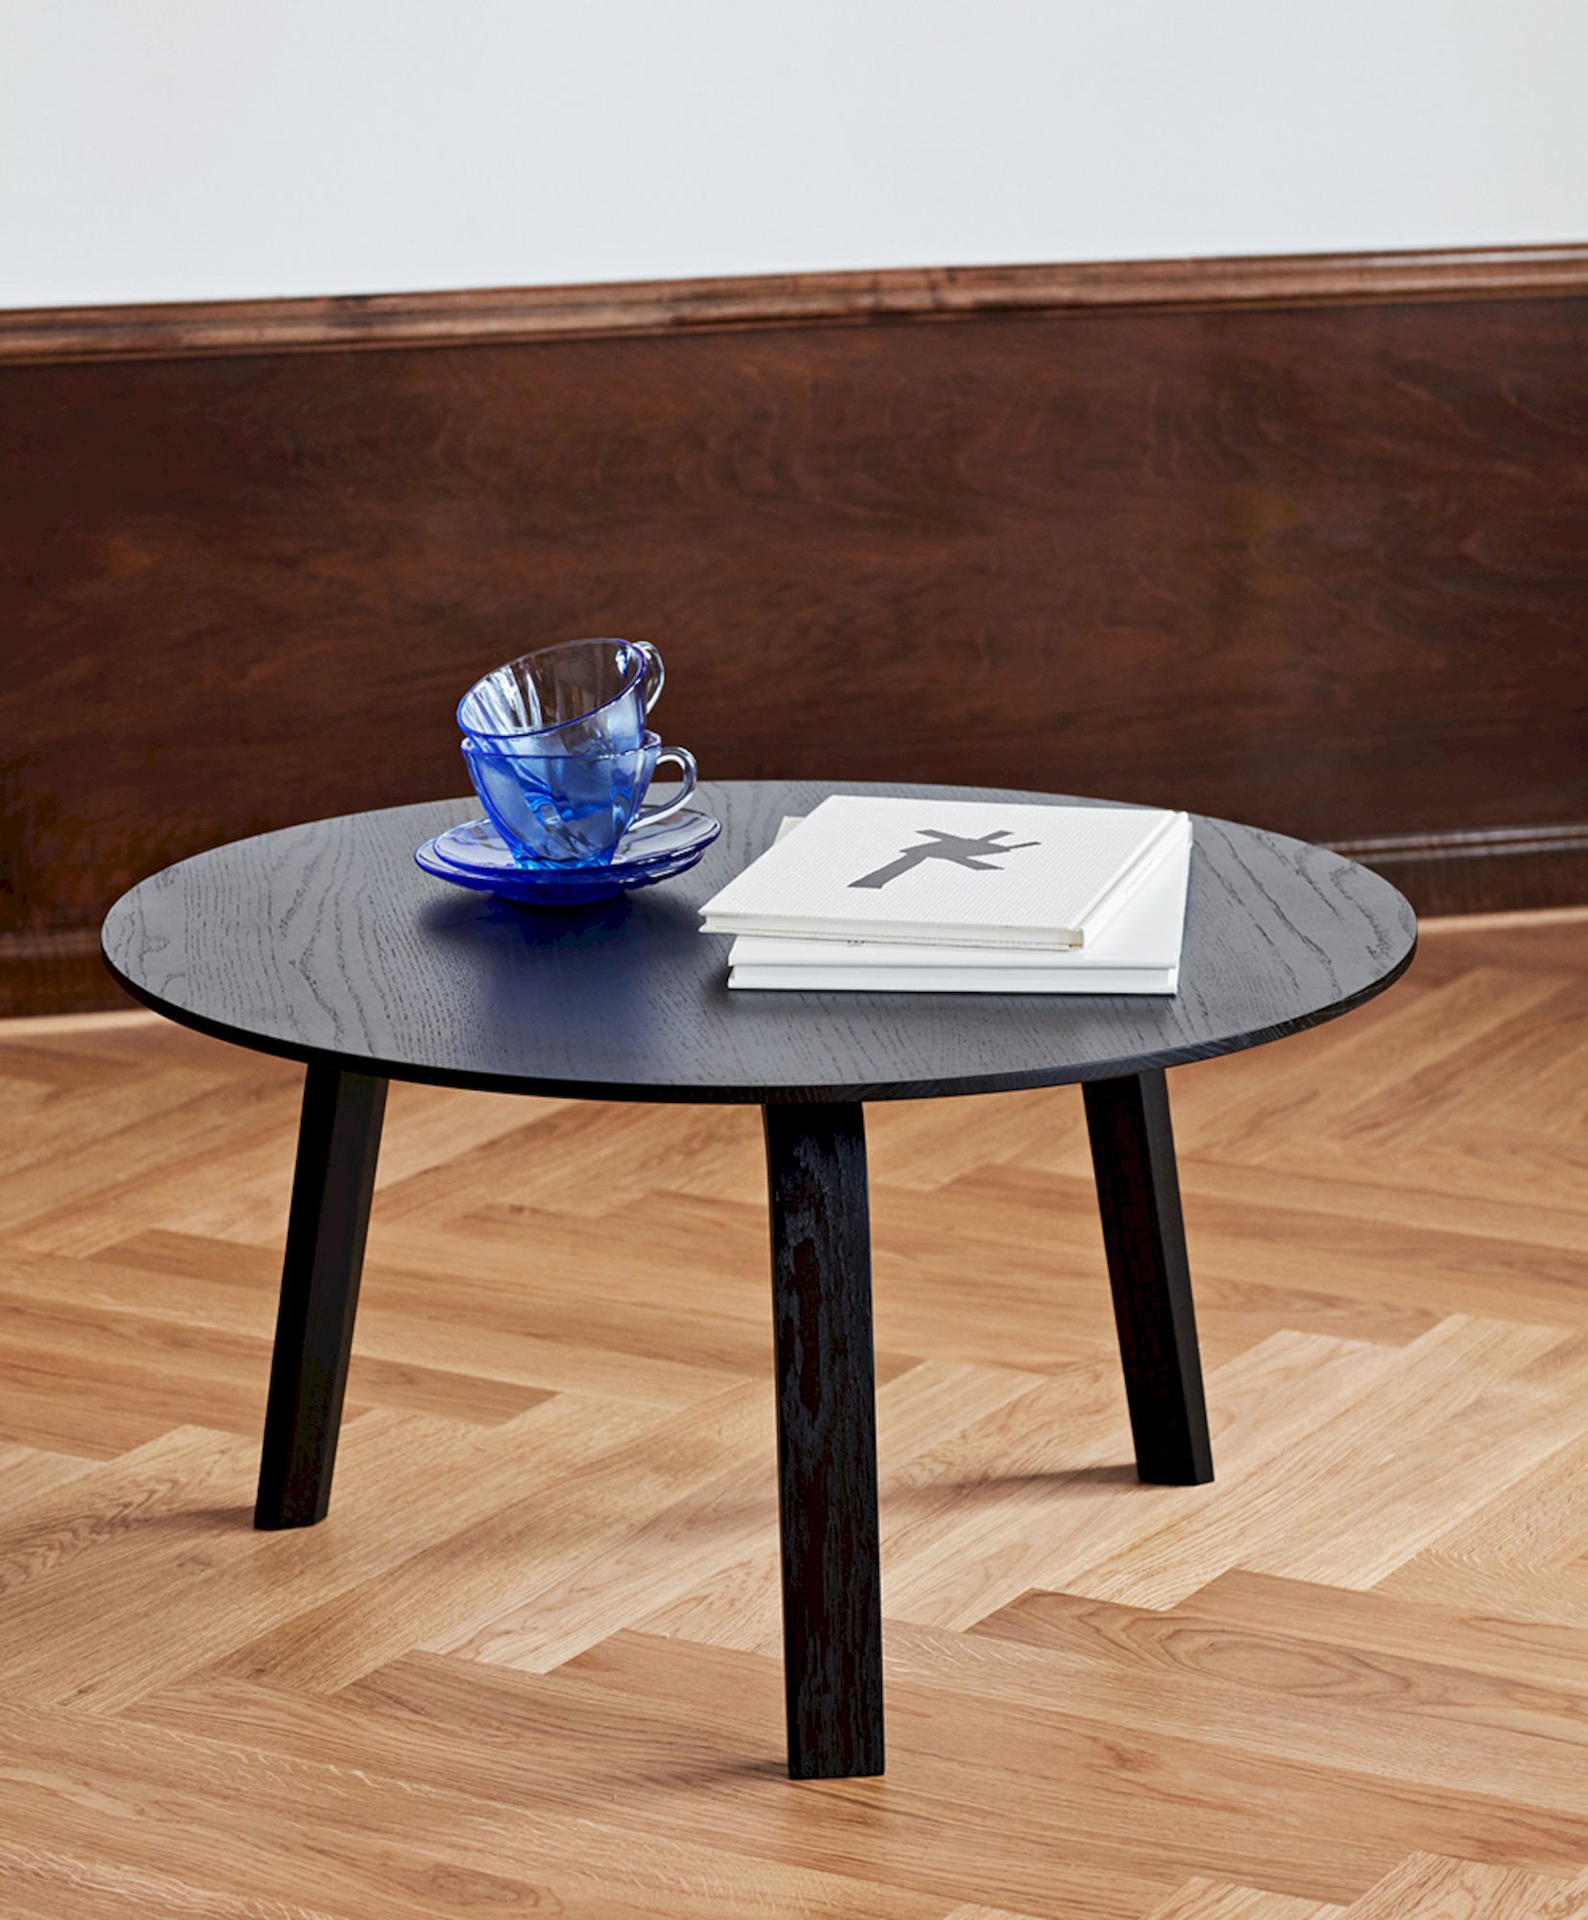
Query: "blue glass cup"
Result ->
[[457, 638, 663, 756], [462, 730, 697, 868]]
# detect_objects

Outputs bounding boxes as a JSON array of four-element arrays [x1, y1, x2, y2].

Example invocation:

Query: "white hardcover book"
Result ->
[[699, 795, 1186, 951], [728, 820, 1191, 992], [731, 963, 1180, 994]]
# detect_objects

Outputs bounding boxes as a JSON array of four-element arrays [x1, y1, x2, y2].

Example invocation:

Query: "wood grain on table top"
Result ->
[[103, 781, 1415, 1103]]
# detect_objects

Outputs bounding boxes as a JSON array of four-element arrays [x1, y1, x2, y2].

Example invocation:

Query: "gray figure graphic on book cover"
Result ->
[[849, 828, 1041, 890]]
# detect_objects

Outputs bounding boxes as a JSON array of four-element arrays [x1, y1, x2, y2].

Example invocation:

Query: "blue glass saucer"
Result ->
[[416, 808, 721, 903]]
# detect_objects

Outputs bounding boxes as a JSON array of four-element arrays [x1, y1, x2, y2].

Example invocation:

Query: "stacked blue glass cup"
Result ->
[[456, 639, 699, 869]]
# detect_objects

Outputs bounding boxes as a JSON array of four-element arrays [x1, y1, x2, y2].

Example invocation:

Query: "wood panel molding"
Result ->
[[1335, 826, 1588, 919], [4, 242, 1588, 366], [0, 934, 132, 1019], [3, 245, 1586, 1015]]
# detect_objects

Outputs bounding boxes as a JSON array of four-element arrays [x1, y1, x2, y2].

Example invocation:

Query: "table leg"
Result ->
[[1082, 1068, 1214, 1486], [763, 1100, 885, 1779], [254, 1063, 388, 1530]]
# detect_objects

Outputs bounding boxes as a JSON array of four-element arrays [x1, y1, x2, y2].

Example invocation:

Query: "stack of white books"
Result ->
[[698, 794, 1192, 993]]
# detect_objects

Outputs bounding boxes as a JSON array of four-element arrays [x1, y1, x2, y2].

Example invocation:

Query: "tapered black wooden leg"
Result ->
[[763, 1100, 885, 1780], [254, 1064, 387, 1530], [1083, 1068, 1214, 1486]]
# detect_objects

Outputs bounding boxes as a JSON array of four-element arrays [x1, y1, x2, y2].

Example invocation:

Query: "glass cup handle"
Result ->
[[630, 640, 665, 715], [637, 746, 697, 827]]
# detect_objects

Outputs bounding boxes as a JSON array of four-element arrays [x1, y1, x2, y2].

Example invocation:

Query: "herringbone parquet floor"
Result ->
[[3, 911, 1588, 1918]]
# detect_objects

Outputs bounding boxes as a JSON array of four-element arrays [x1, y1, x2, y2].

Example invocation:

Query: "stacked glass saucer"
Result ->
[[416, 809, 721, 904]]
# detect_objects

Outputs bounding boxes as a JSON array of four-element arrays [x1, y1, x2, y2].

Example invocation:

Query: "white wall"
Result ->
[[4, 0, 1586, 310]]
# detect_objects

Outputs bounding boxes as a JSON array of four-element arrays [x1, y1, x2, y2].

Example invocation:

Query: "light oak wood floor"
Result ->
[[3, 912, 1588, 1918]]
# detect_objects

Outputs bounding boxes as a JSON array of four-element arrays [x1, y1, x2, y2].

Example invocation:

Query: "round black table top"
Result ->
[[102, 781, 1416, 1106]]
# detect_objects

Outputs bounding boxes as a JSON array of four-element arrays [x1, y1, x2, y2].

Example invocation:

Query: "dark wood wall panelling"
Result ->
[[2, 247, 1587, 1015]]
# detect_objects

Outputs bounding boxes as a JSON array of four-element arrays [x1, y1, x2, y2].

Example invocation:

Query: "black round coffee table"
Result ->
[[102, 779, 1416, 1780]]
